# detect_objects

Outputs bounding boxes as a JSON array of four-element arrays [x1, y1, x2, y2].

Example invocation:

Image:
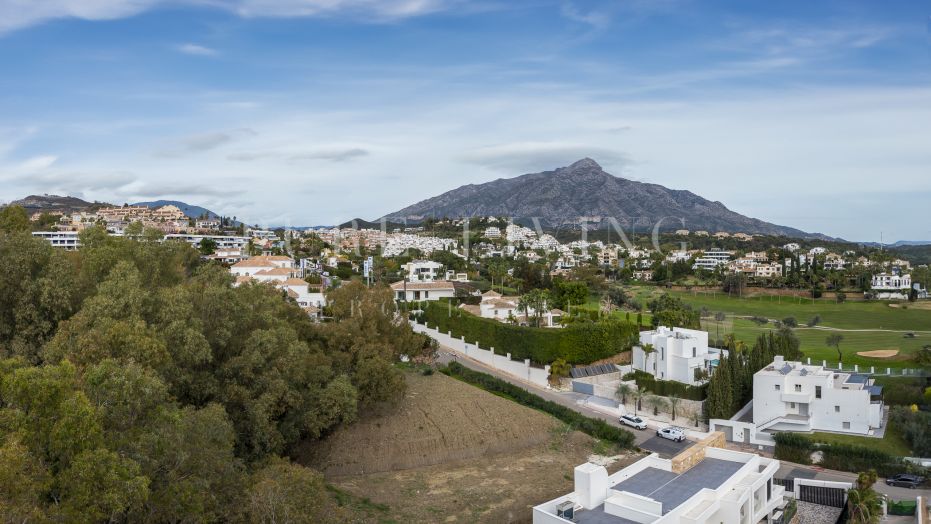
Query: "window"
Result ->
[[775, 384, 781, 391], [790, 402, 796, 409], [692, 348, 697, 357], [834, 406, 840, 412], [843, 422, 850, 429], [815, 386, 822, 399], [794, 384, 802, 392]]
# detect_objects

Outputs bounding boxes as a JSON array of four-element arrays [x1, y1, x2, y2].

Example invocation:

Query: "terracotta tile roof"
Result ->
[[282, 277, 309, 286], [255, 268, 293, 276], [482, 290, 502, 298]]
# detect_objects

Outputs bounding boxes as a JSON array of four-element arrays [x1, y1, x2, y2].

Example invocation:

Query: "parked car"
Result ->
[[656, 427, 686, 442], [885, 474, 925, 488], [620, 415, 648, 430]]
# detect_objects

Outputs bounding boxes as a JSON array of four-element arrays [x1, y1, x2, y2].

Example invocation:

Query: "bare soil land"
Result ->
[[296, 372, 642, 523]]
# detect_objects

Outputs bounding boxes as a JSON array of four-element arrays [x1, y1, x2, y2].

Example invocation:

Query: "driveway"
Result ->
[[639, 435, 694, 458]]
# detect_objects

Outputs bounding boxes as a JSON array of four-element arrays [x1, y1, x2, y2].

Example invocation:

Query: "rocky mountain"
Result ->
[[7, 194, 102, 214], [381, 158, 823, 238]]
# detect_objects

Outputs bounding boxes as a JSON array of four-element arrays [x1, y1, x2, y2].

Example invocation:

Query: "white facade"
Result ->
[[752, 356, 883, 435], [632, 327, 719, 385], [692, 249, 733, 270], [390, 280, 456, 301], [533, 448, 784, 524], [32, 231, 81, 250], [402, 260, 444, 282], [871, 272, 911, 291], [165, 234, 250, 251]]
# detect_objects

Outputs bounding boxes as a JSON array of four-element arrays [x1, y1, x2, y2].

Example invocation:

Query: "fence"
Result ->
[[802, 357, 929, 377], [411, 321, 551, 388]]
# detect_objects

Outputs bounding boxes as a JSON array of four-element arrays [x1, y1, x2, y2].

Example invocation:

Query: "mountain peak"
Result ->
[[567, 157, 602, 171]]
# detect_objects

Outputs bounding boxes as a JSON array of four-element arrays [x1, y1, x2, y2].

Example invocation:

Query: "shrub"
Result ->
[[415, 301, 638, 364], [773, 432, 924, 477], [625, 370, 707, 401], [888, 500, 917, 516], [440, 362, 635, 448]]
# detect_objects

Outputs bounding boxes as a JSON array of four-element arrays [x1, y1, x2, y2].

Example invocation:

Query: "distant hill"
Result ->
[[380, 158, 830, 239], [131, 200, 221, 219], [8, 194, 104, 214]]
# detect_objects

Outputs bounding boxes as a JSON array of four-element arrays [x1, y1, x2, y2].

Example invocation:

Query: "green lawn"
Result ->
[[808, 424, 912, 457], [622, 286, 931, 368]]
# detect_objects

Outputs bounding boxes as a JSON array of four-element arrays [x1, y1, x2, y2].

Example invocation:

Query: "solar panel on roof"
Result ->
[[799, 368, 809, 376], [780, 363, 793, 375]]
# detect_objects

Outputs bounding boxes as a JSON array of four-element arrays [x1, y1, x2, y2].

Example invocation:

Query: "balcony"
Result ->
[[780, 391, 813, 404]]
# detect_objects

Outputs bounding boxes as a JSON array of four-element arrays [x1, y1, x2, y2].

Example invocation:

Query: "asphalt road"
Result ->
[[437, 348, 687, 455], [436, 345, 931, 501]]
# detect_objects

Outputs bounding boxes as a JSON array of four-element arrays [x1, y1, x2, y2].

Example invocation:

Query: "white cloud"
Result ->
[[19, 155, 58, 171], [154, 128, 256, 157], [0, 0, 457, 34], [175, 43, 217, 56]]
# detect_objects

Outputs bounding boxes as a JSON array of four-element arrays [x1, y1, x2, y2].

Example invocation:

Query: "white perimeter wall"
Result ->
[[411, 321, 551, 388]]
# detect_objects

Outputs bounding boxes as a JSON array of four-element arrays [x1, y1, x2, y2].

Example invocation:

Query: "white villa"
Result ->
[[32, 230, 82, 250], [460, 290, 564, 327], [533, 445, 784, 524], [752, 356, 883, 435], [402, 260, 444, 282], [230, 256, 326, 315], [869, 272, 912, 300], [692, 249, 733, 271], [390, 280, 456, 302], [632, 327, 722, 385]]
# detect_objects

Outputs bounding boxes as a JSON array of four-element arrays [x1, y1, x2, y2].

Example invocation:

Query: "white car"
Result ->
[[656, 427, 686, 442], [619, 414, 648, 430]]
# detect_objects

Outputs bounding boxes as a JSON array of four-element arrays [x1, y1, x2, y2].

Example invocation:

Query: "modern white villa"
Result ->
[[632, 327, 723, 385], [390, 280, 456, 301], [869, 271, 912, 300], [533, 445, 784, 524], [458, 290, 564, 327], [752, 356, 884, 435], [401, 259, 444, 282]]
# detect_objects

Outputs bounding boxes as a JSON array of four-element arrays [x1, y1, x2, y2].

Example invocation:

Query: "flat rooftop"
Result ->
[[574, 458, 746, 523], [612, 458, 744, 514]]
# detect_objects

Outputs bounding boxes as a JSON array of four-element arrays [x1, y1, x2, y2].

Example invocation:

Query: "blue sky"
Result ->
[[0, 0, 929, 240]]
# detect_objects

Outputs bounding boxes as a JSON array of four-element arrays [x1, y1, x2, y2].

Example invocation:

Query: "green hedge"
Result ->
[[772, 432, 923, 477], [623, 370, 707, 401], [888, 500, 917, 516], [416, 301, 638, 365], [441, 361, 635, 448]]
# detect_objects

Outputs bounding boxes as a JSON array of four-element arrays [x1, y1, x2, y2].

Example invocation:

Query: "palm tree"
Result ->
[[668, 395, 681, 421], [847, 470, 882, 524], [616, 383, 632, 407], [640, 343, 656, 372], [633, 388, 646, 415], [646, 395, 668, 416]]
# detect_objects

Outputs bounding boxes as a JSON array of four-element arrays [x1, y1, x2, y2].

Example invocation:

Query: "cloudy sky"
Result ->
[[0, 0, 928, 240]]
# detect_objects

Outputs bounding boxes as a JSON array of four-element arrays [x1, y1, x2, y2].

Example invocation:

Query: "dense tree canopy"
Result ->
[[0, 226, 429, 522]]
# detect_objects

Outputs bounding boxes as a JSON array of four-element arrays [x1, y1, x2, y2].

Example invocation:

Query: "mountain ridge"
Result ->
[[380, 158, 832, 239]]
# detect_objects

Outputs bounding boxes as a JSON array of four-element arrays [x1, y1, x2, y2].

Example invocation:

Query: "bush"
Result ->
[[887, 500, 917, 516], [624, 370, 707, 401], [441, 362, 635, 448], [415, 301, 638, 364], [773, 432, 923, 477], [876, 377, 927, 406]]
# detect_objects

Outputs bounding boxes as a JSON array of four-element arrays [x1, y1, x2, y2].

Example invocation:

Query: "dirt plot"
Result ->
[[297, 372, 642, 523]]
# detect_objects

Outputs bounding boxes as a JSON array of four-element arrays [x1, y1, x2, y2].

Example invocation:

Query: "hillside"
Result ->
[[131, 200, 221, 219], [381, 158, 826, 238], [7, 194, 103, 214]]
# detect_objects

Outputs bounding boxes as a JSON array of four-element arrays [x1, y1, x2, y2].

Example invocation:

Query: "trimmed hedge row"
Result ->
[[623, 370, 707, 401], [441, 361, 636, 449], [772, 432, 923, 477], [888, 500, 917, 516], [416, 300, 637, 365]]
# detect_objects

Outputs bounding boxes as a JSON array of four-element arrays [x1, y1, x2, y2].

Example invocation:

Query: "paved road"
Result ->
[[437, 347, 689, 455], [437, 345, 931, 501]]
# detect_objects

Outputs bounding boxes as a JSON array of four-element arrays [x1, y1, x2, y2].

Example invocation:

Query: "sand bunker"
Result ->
[[856, 349, 899, 358]]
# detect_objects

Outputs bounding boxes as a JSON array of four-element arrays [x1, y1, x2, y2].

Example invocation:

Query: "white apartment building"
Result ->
[[402, 260, 444, 282], [32, 231, 81, 250], [164, 234, 250, 251], [390, 280, 456, 302], [752, 356, 883, 435], [484, 226, 501, 239], [533, 447, 784, 524], [632, 327, 722, 385], [692, 249, 733, 271]]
